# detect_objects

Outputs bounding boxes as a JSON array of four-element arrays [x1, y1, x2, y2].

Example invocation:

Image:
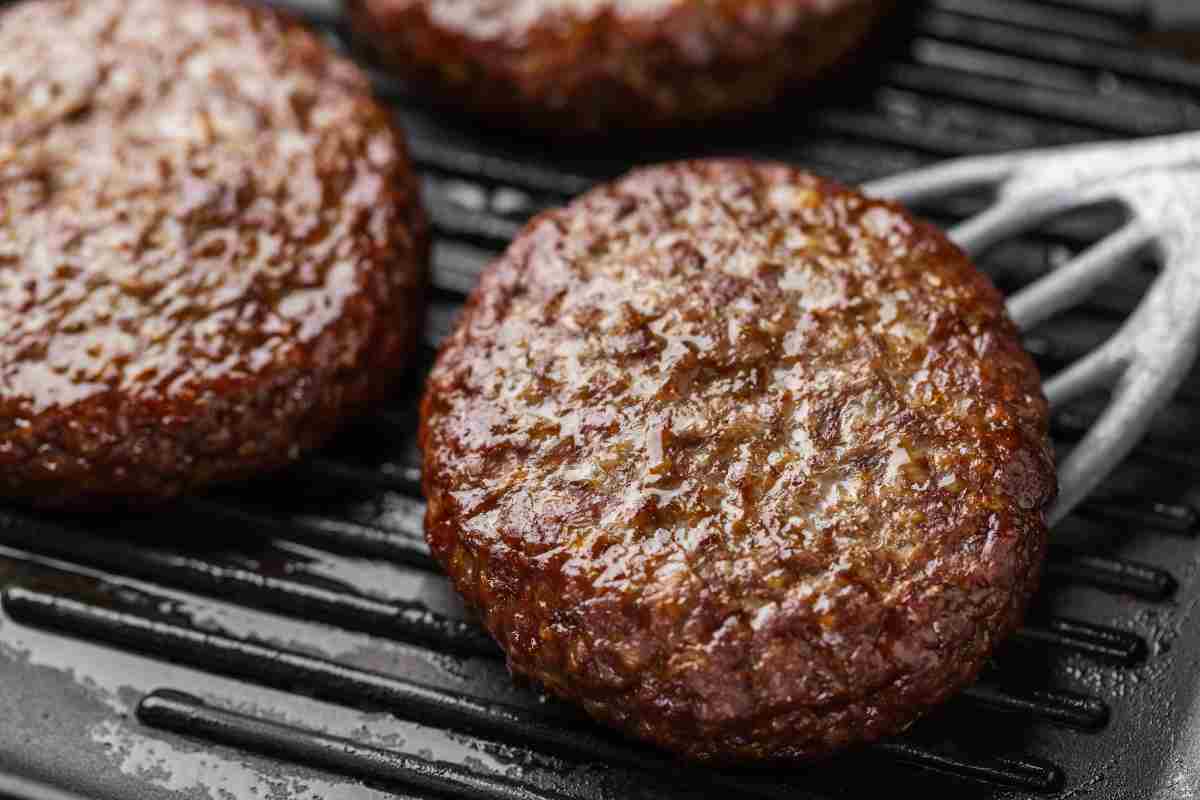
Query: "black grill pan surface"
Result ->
[[3, 1, 1200, 798]]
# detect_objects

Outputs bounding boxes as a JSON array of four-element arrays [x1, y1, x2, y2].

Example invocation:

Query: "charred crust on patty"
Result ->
[[0, 0, 429, 508], [419, 159, 1055, 762], [347, 0, 893, 133]]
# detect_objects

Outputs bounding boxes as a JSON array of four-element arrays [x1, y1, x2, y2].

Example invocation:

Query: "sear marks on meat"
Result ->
[[420, 160, 1056, 763], [0, 0, 428, 508]]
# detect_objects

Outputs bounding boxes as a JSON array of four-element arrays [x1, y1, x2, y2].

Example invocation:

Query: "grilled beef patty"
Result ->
[[347, 0, 892, 133], [0, 0, 428, 508], [420, 160, 1055, 762]]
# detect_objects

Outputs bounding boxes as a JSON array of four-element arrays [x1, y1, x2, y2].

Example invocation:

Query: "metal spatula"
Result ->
[[866, 131, 1200, 525]]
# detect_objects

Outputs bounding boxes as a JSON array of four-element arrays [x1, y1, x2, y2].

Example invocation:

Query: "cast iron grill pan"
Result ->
[[1, 1, 1199, 798]]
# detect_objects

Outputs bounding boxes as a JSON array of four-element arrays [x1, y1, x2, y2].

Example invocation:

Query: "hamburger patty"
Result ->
[[0, 0, 428, 508], [347, 0, 892, 133], [420, 160, 1056, 762]]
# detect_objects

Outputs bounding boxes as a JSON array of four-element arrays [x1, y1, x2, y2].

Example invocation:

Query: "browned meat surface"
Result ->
[[420, 160, 1055, 762], [0, 0, 428, 508], [347, 0, 893, 133]]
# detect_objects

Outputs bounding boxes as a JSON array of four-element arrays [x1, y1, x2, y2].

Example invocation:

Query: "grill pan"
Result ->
[[3, 1, 1200, 798]]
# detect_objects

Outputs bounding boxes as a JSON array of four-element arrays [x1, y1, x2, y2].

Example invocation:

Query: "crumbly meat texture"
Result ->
[[0, 0, 428, 508], [420, 160, 1055, 762], [347, 0, 892, 133]]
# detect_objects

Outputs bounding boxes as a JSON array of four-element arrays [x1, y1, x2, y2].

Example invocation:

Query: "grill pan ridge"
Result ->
[[2, 0, 1200, 798]]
